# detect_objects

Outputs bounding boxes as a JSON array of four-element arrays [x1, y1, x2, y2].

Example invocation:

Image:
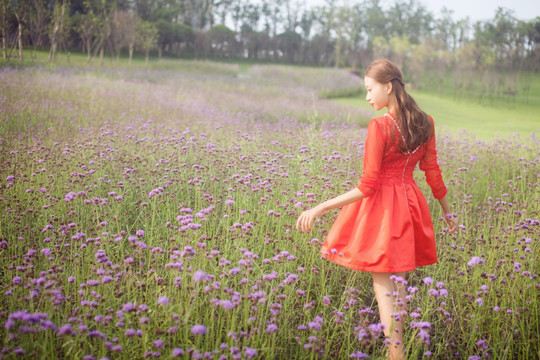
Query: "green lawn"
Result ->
[[5, 49, 538, 141], [334, 89, 540, 141]]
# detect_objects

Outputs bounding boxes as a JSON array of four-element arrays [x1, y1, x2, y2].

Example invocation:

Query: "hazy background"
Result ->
[[302, 0, 540, 21]]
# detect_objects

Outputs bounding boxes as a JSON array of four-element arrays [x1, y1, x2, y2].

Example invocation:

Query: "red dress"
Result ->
[[320, 114, 447, 273]]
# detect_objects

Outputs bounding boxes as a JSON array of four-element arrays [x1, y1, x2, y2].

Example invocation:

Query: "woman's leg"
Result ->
[[371, 272, 408, 360]]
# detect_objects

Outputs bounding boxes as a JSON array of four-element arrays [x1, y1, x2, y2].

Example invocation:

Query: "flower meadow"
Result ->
[[0, 61, 538, 360]]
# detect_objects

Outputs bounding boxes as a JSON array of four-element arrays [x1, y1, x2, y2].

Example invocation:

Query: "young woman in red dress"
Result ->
[[296, 59, 458, 360]]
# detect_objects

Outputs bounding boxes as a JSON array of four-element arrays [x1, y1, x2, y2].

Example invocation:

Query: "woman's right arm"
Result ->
[[420, 118, 458, 233], [437, 195, 458, 233]]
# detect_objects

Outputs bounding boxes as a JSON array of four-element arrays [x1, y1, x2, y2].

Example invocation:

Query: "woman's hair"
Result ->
[[365, 59, 433, 152]]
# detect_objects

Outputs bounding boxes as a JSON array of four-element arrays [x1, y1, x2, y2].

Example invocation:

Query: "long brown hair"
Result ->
[[365, 59, 433, 152]]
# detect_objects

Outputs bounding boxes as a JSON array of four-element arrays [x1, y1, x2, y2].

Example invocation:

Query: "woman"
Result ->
[[296, 59, 458, 359]]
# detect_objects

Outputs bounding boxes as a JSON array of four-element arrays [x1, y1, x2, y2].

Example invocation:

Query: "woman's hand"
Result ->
[[296, 204, 326, 234], [444, 214, 459, 234]]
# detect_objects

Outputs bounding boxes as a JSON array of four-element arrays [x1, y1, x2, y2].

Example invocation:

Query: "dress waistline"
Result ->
[[378, 177, 415, 185]]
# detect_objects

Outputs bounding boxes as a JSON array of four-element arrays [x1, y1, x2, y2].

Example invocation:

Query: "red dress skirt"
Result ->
[[320, 115, 447, 273]]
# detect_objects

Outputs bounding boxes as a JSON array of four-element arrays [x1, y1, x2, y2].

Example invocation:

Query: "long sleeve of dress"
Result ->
[[419, 124, 447, 199], [357, 119, 386, 197]]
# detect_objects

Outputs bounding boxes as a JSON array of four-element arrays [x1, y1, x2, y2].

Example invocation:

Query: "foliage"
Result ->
[[206, 24, 236, 58], [3, 0, 538, 75]]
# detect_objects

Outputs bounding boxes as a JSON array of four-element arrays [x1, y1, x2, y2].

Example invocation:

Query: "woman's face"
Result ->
[[364, 76, 389, 111]]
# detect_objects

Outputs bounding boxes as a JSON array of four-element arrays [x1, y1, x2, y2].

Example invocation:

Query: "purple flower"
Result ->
[[411, 321, 431, 330], [468, 256, 486, 267], [422, 277, 433, 285], [367, 322, 385, 336], [476, 339, 488, 350], [191, 324, 207, 335], [64, 192, 76, 202], [172, 348, 184, 357], [244, 347, 257, 359], [153, 339, 163, 348], [191, 270, 207, 283], [218, 300, 235, 310], [122, 303, 135, 312], [262, 272, 278, 281], [308, 321, 321, 330], [265, 324, 278, 333], [322, 296, 331, 305], [350, 351, 368, 359], [57, 324, 75, 337], [417, 330, 431, 345], [475, 298, 483, 306], [157, 296, 170, 305]]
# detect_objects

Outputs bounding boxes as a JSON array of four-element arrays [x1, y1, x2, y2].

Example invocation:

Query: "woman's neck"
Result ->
[[387, 97, 399, 117]]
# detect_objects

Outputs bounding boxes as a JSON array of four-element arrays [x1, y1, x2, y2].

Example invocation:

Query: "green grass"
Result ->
[[333, 85, 540, 141]]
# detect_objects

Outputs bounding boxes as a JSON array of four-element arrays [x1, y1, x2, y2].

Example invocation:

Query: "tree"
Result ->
[[206, 24, 235, 57], [77, 13, 98, 60], [170, 23, 194, 57], [136, 20, 158, 64], [110, 8, 130, 61], [332, 6, 357, 68], [10, 0, 30, 63], [29, 0, 51, 57], [361, 0, 387, 53], [386, 0, 432, 44], [275, 30, 301, 62], [434, 7, 456, 53], [81, 0, 116, 64], [306, 33, 333, 66], [156, 18, 173, 58], [214, 0, 233, 25], [187, 0, 214, 31], [125, 12, 138, 64], [388, 34, 411, 70], [489, 7, 518, 70], [0, 0, 9, 59], [49, 0, 70, 62]]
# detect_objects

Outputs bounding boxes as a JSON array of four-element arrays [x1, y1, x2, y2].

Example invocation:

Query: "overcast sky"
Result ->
[[301, 0, 539, 22]]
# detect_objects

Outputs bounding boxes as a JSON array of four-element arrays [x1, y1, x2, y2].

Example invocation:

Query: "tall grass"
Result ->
[[0, 61, 538, 360]]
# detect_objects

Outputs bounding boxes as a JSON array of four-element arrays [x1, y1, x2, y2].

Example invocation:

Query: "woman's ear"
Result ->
[[386, 82, 393, 95]]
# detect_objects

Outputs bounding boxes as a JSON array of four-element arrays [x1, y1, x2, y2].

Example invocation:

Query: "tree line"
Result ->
[[2, 0, 539, 97]]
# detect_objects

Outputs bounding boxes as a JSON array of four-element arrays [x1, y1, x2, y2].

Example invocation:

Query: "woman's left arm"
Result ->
[[295, 118, 385, 234], [296, 188, 364, 234]]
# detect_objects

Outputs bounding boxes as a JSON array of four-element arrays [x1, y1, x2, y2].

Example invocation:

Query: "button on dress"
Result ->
[[320, 114, 447, 273]]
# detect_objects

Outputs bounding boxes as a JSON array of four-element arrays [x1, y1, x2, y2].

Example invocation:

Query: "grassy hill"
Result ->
[[334, 85, 540, 141]]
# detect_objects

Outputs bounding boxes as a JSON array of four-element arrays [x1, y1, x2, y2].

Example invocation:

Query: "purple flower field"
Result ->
[[0, 62, 538, 359]]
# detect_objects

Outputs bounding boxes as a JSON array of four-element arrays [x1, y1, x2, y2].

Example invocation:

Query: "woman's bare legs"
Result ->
[[371, 272, 408, 360]]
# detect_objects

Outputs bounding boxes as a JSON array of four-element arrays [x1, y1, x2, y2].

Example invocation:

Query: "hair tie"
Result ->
[[393, 78, 404, 87]]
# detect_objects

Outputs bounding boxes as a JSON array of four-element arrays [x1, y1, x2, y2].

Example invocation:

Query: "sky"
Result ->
[[302, 0, 540, 22]]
